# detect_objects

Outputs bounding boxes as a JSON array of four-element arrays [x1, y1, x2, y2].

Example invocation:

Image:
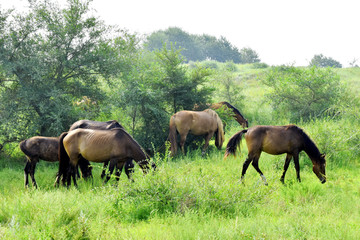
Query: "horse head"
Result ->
[[312, 153, 326, 183]]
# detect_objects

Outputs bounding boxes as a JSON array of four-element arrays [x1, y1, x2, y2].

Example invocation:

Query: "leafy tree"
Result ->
[[262, 66, 343, 121], [209, 62, 244, 110], [0, 0, 135, 148], [155, 43, 213, 113], [309, 54, 342, 68], [240, 47, 261, 63], [115, 45, 214, 150], [145, 27, 203, 62], [144, 27, 243, 63]]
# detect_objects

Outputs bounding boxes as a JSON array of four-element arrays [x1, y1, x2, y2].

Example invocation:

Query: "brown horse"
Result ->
[[210, 101, 248, 128], [168, 109, 225, 156], [56, 128, 154, 187], [224, 125, 326, 185], [69, 119, 133, 180], [19, 136, 92, 188]]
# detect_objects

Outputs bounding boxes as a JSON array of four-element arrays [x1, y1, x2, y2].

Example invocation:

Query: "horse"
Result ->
[[210, 101, 248, 128], [224, 125, 326, 185], [19, 136, 92, 188], [56, 128, 155, 187], [68, 120, 134, 180], [168, 109, 225, 156]]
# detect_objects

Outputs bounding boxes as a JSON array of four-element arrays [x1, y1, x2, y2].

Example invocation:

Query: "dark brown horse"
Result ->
[[68, 120, 134, 180], [225, 125, 326, 184], [20, 136, 92, 188], [210, 101, 248, 128], [56, 128, 154, 187], [168, 109, 225, 156]]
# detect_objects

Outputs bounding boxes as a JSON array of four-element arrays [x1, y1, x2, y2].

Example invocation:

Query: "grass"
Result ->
[[1, 66, 359, 239], [0, 140, 360, 239]]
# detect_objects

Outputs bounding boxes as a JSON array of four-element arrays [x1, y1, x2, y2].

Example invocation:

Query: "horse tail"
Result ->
[[224, 130, 247, 158], [168, 115, 177, 156], [58, 132, 70, 182], [215, 114, 225, 149]]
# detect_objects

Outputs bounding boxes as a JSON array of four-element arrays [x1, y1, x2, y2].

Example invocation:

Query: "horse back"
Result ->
[[174, 110, 217, 135], [20, 136, 59, 162], [69, 120, 123, 131], [63, 128, 136, 162], [246, 125, 303, 155]]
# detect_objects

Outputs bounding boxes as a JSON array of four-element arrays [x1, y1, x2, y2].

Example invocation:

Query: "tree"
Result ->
[[144, 27, 243, 63], [0, 0, 135, 147], [309, 54, 342, 68], [155, 43, 213, 114], [262, 66, 343, 121], [240, 47, 261, 63]]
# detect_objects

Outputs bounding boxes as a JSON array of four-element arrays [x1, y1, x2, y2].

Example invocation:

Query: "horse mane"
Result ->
[[219, 101, 246, 120], [288, 125, 323, 163]]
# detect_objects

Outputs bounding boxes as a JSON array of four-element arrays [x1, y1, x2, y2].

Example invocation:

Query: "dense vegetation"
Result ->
[[1, 0, 360, 239], [144, 27, 260, 64]]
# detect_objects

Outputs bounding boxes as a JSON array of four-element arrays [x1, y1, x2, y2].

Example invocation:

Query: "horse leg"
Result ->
[[202, 133, 213, 156], [240, 156, 254, 184], [293, 153, 301, 182], [101, 161, 109, 179], [251, 156, 268, 185], [124, 159, 135, 181], [24, 160, 31, 188], [105, 159, 117, 183], [29, 160, 38, 188], [280, 154, 292, 184], [114, 161, 125, 183], [179, 132, 188, 155], [70, 164, 78, 187]]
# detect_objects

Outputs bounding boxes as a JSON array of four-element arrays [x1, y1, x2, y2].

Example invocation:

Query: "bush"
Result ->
[[262, 66, 344, 121]]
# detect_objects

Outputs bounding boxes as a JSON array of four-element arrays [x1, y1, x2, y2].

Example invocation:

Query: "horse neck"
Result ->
[[302, 134, 321, 161]]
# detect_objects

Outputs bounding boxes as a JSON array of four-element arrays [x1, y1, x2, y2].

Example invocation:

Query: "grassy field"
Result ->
[[1, 66, 360, 239], [0, 146, 359, 239]]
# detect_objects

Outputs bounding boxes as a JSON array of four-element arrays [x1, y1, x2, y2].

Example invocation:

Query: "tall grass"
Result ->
[[1, 66, 359, 239], [1, 138, 359, 239]]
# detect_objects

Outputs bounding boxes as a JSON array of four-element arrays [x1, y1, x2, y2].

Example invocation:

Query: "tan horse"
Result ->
[[20, 136, 91, 188], [210, 101, 248, 128], [225, 125, 326, 185], [168, 109, 225, 156], [56, 128, 154, 187], [68, 119, 133, 180]]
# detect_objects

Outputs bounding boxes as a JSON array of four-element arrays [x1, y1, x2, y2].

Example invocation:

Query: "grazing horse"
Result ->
[[224, 125, 326, 185], [19, 136, 92, 188], [56, 128, 154, 187], [69, 120, 134, 180], [210, 101, 248, 128], [168, 109, 225, 156]]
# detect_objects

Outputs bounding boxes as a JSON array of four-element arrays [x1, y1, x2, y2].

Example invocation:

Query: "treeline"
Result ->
[[145, 27, 260, 64], [0, 0, 356, 154]]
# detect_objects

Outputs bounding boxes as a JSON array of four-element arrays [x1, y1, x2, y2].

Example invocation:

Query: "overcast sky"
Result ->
[[2, 0, 359, 67]]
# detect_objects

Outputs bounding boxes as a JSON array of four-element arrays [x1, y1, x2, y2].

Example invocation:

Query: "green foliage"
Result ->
[[0, 0, 136, 145], [309, 54, 342, 68], [262, 66, 344, 121], [240, 47, 260, 63], [144, 27, 243, 63]]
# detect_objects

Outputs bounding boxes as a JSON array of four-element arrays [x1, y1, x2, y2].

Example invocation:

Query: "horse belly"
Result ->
[[261, 138, 289, 155]]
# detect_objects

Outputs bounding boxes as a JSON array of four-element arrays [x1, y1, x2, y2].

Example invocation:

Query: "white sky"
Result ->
[[1, 0, 359, 67]]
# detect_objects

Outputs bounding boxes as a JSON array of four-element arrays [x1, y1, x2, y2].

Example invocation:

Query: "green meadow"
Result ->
[[1, 65, 360, 239]]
